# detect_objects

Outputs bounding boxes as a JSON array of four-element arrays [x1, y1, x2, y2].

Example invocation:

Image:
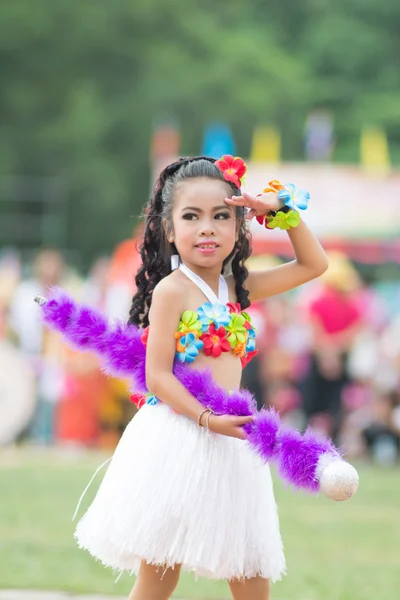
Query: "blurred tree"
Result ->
[[0, 0, 399, 263]]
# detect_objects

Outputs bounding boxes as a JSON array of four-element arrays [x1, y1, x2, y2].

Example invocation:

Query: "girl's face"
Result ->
[[168, 178, 239, 271]]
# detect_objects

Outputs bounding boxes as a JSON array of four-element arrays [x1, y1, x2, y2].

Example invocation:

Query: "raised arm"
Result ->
[[225, 191, 328, 301], [247, 219, 328, 301]]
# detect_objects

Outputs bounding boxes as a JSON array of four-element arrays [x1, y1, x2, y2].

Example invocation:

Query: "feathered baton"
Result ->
[[34, 288, 359, 501]]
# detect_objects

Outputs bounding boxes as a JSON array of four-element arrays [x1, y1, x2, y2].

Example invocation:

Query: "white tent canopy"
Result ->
[[244, 163, 400, 241]]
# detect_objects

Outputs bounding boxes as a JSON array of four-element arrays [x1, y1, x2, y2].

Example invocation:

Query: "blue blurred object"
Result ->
[[201, 123, 236, 158]]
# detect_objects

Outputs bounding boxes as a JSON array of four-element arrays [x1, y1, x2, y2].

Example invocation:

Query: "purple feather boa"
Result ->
[[36, 287, 339, 494]]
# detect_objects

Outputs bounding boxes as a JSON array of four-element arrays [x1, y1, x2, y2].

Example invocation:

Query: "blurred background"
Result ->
[[0, 1, 399, 598]]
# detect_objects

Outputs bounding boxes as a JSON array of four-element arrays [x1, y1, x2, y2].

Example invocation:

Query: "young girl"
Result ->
[[56, 156, 329, 600]]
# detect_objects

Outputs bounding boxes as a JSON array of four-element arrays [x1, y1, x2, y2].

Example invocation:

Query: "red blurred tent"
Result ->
[[108, 225, 144, 293]]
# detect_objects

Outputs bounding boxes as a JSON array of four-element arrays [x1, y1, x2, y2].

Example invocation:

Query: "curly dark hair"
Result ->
[[128, 156, 252, 328]]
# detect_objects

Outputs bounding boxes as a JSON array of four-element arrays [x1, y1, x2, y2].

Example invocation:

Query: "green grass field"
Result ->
[[0, 449, 398, 600]]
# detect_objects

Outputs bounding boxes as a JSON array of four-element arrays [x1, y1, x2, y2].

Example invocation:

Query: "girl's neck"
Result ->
[[179, 261, 223, 297]]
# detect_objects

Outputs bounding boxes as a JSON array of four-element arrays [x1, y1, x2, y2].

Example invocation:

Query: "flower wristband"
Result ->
[[212, 155, 310, 231], [256, 180, 310, 230], [264, 209, 301, 230]]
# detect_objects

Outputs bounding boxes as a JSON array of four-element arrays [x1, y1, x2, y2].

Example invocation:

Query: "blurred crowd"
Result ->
[[0, 245, 399, 464], [0, 243, 140, 451]]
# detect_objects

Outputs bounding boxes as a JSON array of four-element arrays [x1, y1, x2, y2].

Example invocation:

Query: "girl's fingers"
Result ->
[[242, 192, 257, 203], [245, 209, 257, 221], [228, 194, 257, 203], [224, 197, 248, 207], [225, 198, 263, 220], [225, 196, 260, 211], [234, 415, 254, 425], [226, 194, 278, 218]]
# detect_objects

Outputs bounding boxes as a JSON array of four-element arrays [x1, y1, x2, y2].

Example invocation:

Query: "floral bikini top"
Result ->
[[142, 263, 258, 369]]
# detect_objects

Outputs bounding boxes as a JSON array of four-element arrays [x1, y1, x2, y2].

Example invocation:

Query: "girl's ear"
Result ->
[[162, 219, 174, 243]]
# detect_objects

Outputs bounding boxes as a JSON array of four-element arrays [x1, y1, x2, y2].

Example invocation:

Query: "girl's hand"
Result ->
[[207, 414, 254, 440], [225, 192, 282, 220]]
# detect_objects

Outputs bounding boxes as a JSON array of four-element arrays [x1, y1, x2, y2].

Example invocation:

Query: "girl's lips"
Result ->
[[195, 243, 219, 255]]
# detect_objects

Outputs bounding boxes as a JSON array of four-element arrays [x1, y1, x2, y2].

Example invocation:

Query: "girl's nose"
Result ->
[[199, 220, 215, 236]]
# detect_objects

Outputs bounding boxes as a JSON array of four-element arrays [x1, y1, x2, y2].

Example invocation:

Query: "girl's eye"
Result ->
[[182, 212, 231, 221]]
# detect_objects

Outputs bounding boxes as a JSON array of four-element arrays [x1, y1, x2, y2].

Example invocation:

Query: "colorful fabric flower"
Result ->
[[242, 312, 252, 324], [244, 319, 256, 338], [146, 394, 159, 406], [176, 332, 204, 363], [241, 350, 259, 369], [215, 154, 247, 188], [129, 392, 146, 409], [227, 302, 242, 314], [256, 214, 266, 225], [258, 180, 285, 195], [200, 324, 231, 358], [130, 392, 160, 408], [178, 310, 202, 335], [255, 181, 286, 223], [141, 326, 150, 345], [226, 313, 247, 348], [197, 302, 231, 331], [227, 303, 254, 329], [246, 336, 256, 353], [265, 209, 300, 230], [233, 341, 247, 357], [278, 183, 310, 211]]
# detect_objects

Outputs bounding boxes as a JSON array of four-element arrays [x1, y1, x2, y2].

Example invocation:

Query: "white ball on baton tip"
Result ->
[[317, 455, 359, 501]]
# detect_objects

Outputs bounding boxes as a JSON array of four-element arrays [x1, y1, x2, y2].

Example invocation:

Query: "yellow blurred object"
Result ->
[[360, 126, 391, 174], [250, 126, 281, 163], [246, 254, 282, 272], [321, 251, 360, 293], [99, 378, 130, 425]]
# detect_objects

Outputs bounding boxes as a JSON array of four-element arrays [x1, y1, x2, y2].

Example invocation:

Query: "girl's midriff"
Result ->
[[188, 351, 243, 389]]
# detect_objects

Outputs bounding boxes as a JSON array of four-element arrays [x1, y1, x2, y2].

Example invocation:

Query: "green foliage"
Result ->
[[1, 0, 399, 262]]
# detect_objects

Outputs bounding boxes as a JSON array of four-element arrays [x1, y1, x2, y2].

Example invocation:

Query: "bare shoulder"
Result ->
[[152, 272, 184, 305], [153, 273, 179, 296], [149, 273, 183, 318], [156, 269, 207, 299]]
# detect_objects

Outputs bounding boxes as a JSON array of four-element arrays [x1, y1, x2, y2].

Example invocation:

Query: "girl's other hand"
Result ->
[[207, 414, 254, 440], [225, 192, 282, 220]]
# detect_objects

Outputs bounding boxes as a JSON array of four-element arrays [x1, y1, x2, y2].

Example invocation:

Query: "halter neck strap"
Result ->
[[179, 263, 229, 305]]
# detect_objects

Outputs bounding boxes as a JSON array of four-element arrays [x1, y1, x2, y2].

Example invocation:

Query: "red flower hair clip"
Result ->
[[215, 155, 247, 188]]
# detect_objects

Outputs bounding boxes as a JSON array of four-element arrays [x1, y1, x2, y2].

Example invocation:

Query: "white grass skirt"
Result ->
[[75, 402, 286, 582]]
